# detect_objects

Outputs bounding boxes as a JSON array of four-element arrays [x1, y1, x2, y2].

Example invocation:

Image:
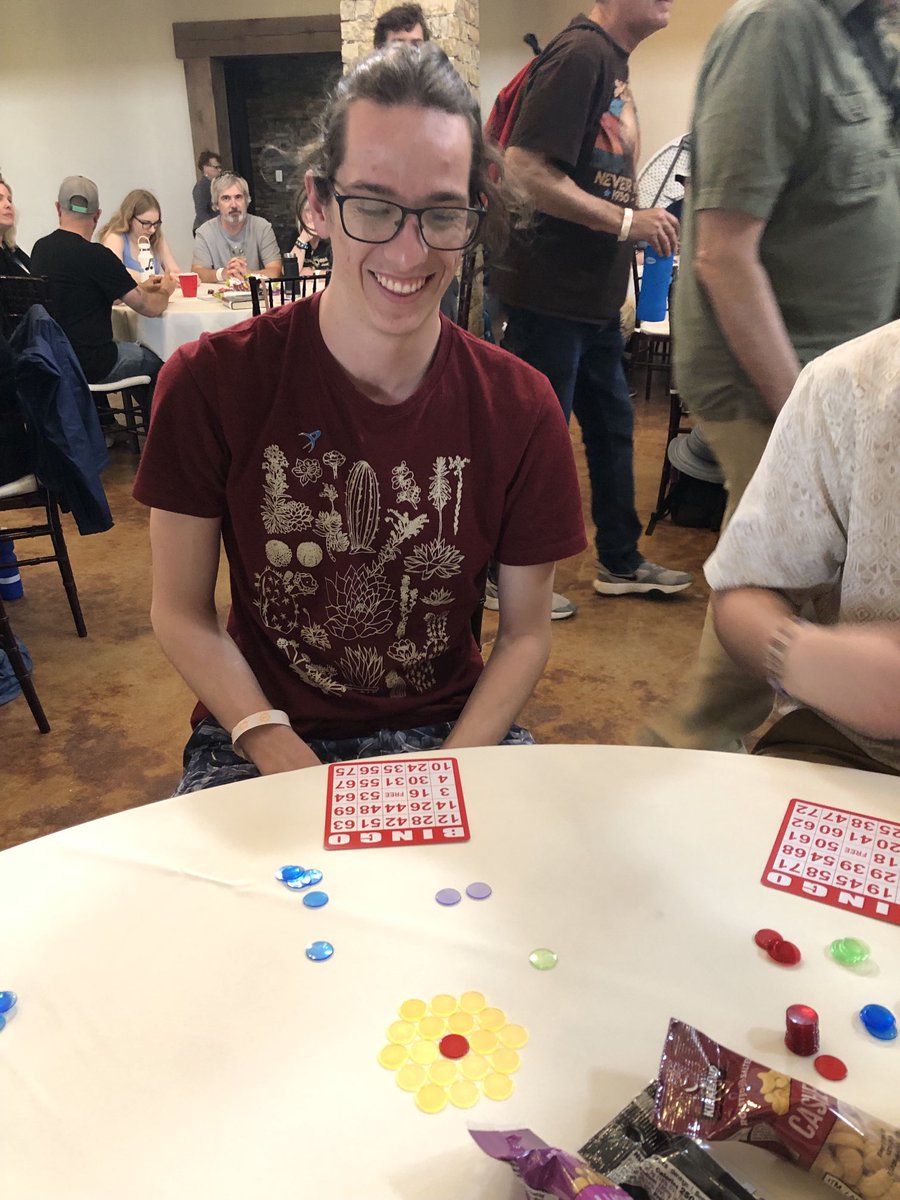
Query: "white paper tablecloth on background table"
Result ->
[[1, 745, 898, 1199], [112, 277, 329, 360]]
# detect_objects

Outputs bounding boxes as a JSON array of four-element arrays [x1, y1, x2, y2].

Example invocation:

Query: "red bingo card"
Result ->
[[324, 757, 469, 850], [762, 798, 900, 926]]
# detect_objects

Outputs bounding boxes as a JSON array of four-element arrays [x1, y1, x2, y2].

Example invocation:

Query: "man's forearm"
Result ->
[[194, 266, 219, 284], [151, 606, 320, 772], [696, 250, 801, 416], [505, 147, 624, 234], [712, 589, 900, 740], [443, 627, 551, 749]]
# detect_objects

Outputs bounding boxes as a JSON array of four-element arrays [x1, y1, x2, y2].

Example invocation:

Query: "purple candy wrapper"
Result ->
[[471, 1128, 632, 1199]]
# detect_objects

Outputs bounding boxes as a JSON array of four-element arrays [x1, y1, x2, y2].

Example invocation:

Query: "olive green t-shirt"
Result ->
[[674, 0, 900, 424]]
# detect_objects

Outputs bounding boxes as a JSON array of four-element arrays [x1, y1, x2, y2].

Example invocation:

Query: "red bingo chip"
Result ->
[[754, 928, 782, 951], [768, 939, 802, 966], [815, 1054, 848, 1082]]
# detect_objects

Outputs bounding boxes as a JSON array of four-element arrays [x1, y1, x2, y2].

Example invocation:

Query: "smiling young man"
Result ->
[[133, 46, 585, 793], [191, 172, 281, 284]]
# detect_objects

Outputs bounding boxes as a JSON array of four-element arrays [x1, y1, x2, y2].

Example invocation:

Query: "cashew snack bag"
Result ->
[[655, 1019, 900, 1200]]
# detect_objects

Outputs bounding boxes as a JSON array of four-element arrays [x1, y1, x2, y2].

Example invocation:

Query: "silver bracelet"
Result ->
[[764, 616, 808, 696]]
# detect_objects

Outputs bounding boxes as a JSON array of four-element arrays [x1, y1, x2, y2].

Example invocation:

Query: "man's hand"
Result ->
[[631, 208, 680, 256], [140, 274, 176, 297], [225, 255, 249, 281]]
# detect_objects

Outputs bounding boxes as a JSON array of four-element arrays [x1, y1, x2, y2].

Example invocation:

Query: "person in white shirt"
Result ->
[[706, 320, 900, 776]]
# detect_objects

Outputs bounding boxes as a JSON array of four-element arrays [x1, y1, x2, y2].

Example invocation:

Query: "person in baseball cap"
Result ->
[[57, 176, 100, 216]]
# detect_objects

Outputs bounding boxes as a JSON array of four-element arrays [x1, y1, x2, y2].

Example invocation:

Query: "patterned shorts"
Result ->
[[174, 716, 535, 795]]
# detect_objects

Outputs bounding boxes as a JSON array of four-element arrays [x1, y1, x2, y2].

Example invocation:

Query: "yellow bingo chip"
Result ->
[[448, 1079, 480, 1109], [418, 1015, 445, 1040], [478, 1007, 506, 1031], [431, 994, 458, 1017], [497, 1023, 528, 1049], [483, 1072, 515, 1101], [490, 1048, 520, 1075], [459, 1053, 490, 1080], [460, 991, 486, 1013], [447, 1010, 475, 1034], [416, 1083, 448, 1114], [396, 1063, 427, 1092], [399, 998, 427, 1021], [409, 1039, 439, 1066], [378, 1044, 408, 1070], [469, 1029, 499, 1055], [429, 1059, 458, 1087], [387, 1020, 416, 1045]]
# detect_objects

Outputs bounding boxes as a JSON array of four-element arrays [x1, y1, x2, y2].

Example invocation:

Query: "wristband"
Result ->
[[215, 267, 225, 282], [231, 709, 291, 759], [764, 616, 809, 696], [295, 239, 312, 252], [617, 207, 634, 242]]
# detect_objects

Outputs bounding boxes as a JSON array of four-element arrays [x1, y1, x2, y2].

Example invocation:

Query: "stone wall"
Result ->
[[340, 0, 480, 98]]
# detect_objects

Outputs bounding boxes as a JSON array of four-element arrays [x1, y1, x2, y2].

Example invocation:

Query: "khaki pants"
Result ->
[[639, 416, 775, 750]]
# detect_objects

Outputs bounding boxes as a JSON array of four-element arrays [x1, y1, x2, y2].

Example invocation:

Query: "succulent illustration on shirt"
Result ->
[[292, 457, 322, 486], [261, 446, 313, 534], [403, 537, 464, 581], [324, 564, 395, 640], [339, 645, 385, 693], [346, 460, 381, 553], [322, 450, 346, 478], [422, 587, 453, 607], [254, 566, 316, 633], [391, 461, 421, 507], [277, 638, 347, 695], [314, 483, 350, 559], [375, 509, 429, 569]]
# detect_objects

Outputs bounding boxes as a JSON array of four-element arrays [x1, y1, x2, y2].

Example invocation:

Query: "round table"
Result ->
[[1, 746, 897, 1199], [112, 277, 329, 360]]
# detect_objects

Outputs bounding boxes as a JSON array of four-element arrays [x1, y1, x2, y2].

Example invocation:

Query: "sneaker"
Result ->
[[593, 560, 693, 596], [484, 578, 577, 620]]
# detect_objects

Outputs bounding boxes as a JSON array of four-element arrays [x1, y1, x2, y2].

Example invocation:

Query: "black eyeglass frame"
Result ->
[[134, 217, 162, 230], [327, 181, 484, 251]]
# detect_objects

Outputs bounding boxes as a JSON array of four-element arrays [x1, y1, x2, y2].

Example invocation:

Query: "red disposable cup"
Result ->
[[178, 272, 199, 298]]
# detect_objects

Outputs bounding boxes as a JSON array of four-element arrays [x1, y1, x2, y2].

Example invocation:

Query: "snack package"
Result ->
[[580, 1083, 763, 1200], [470, 1128, 632, 1199], [654, 1019, 900, 1200]]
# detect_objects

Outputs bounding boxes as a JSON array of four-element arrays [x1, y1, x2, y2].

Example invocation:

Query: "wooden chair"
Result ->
[[0, 591, 49, 733], [0, 473, 88, 637], [250, 272, 331, 316]]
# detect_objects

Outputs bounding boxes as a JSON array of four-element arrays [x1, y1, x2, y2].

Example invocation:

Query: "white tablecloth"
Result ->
[[1, 746, 898, 1199], [112, 277, 329, 360]]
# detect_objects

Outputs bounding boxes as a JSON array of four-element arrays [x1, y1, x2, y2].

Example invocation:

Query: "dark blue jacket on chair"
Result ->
[[9, 305, 112, 535]]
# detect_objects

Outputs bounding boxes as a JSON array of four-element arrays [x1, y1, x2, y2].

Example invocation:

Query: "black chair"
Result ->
[[0, 591, 50, 733], [250, 272, 331, 317], [628, 252, 673, 401], [0, 274, 150, 454], [456, 250, 477, 331], [645, 387, 691, 535]]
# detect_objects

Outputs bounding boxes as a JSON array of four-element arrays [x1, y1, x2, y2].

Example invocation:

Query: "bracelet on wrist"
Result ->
[[617, 207, 634, 242], [231, 709, 291, 760], [764, 616, 809, 696], [295, 239, 312, 252]]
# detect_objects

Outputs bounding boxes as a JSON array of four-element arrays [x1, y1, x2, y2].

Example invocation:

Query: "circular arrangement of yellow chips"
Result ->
[[377, 993, 528, 1114]]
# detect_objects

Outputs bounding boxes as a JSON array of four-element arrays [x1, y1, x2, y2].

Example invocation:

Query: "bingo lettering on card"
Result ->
[[762, 799, 900, 926], [324, 758, 469, 850]]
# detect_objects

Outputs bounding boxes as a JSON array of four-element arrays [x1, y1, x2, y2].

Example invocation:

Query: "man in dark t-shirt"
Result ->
[[30, 176, 173, 391], [491, 2, 691, 604]]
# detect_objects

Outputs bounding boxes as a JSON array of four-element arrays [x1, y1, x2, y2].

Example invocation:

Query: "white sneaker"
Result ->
[[484, 578, 577, 620]]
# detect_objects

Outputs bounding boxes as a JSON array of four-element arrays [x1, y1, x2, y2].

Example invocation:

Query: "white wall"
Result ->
[[1, 0, 732, 267], [0, 0, 334, 267]]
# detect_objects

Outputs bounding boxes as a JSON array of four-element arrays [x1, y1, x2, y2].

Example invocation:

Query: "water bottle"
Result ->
[[137, 235, 155, 280], [0, 539, 24, 601], [636, 246, 675, 323]]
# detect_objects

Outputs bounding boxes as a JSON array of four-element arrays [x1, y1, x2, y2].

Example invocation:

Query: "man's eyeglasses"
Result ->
[[329, 183, 483, 251], [135, 218, 161, 230]]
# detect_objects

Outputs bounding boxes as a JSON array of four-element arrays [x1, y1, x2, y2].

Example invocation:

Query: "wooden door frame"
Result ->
[[173, 16, 341, 171]]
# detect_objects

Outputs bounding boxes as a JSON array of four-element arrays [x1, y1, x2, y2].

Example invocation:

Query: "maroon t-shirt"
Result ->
[[133, 295, 586, 738]]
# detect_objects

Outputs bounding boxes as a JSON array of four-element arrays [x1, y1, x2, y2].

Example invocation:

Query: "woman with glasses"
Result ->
[[99, 189, 182, 282]]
